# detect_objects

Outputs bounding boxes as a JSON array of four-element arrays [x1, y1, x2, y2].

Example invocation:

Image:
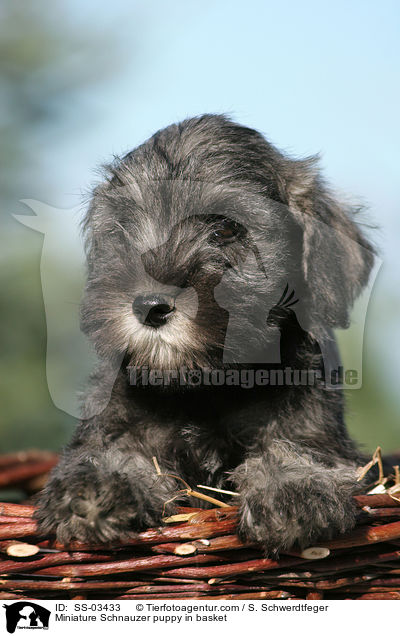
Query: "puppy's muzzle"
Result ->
[[132, 294, 175, 328]]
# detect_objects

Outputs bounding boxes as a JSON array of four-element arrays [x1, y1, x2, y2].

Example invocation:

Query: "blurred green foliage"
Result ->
[[340, 303, 400, 455], [0, 2, 114, 451]]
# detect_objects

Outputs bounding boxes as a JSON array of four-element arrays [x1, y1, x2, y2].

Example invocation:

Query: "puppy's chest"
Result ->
[[177, 424, 244, 486]]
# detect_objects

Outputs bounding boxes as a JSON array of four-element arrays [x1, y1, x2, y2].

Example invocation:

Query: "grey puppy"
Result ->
[[35, 114, 374, 554]]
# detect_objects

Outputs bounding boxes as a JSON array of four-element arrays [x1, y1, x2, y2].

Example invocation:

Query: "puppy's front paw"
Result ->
[[237, 488, 357, 556], [34, 465, 158, 544]]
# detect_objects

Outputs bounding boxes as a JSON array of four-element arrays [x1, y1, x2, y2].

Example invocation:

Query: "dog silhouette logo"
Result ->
[[3, 602, 50, 633]]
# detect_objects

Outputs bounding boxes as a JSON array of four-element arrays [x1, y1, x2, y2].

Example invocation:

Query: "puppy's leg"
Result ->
[[34, 435, 179, 544], [231, 440, 360, 555]]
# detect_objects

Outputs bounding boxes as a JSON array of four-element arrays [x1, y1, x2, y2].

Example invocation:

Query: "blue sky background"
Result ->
[[38, 0, 400, 198], [37, 1, 399, 269], [28, 0, 399, 392]]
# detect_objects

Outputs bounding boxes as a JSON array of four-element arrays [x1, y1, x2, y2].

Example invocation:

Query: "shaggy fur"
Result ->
[[35, 114, 375, 554]]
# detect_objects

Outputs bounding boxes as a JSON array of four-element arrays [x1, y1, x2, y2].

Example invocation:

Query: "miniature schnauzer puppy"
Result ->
[[35, 114, 374, 554]]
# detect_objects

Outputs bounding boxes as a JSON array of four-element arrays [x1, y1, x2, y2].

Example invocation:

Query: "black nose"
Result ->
[[132, 294, 175, 328]]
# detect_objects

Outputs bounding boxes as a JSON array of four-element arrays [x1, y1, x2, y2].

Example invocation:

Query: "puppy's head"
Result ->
[[81, 115, 374, 373]]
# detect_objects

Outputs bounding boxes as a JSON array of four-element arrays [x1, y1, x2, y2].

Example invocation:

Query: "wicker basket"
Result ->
[[1, 450, 400, 600]]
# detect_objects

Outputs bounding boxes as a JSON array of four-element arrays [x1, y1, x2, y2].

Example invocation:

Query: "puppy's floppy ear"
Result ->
[[284, 157, 375, 328]]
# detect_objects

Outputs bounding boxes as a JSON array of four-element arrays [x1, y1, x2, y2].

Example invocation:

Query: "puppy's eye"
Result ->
[[211, 218, 242, 244]]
